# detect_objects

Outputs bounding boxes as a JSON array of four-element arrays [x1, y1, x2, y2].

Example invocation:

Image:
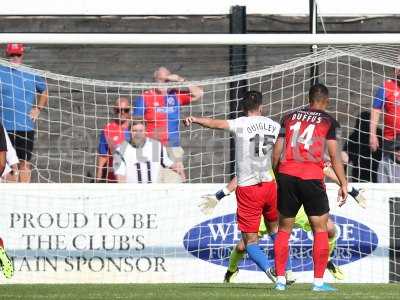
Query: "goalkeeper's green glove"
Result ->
[[199, 187, 230, 215]]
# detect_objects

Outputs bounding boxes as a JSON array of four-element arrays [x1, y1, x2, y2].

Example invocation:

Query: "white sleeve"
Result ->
[[227, 118, 240, 134], [113, 144, 127, 176], [160, 145, 174, 168], [5, 130, 18, 166], [2, 163, 11, 178]]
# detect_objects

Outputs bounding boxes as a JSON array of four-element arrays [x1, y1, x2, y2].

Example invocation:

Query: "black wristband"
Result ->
[[215, 189, 226, 201]]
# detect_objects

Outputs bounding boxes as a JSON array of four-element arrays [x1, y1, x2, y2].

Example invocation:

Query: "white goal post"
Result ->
[[1, 33, 400, 45]]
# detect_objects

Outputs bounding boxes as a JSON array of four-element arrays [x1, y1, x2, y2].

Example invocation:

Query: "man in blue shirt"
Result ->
[[133, 66, 203, 183], [0, 44, 48, 182]]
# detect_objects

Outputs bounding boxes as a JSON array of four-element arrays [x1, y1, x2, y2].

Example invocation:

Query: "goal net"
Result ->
[[0, 44, 399, 283], [1, 45, 399, 184]]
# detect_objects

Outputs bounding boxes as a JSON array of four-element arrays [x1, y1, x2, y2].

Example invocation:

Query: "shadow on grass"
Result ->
[[185, 284, 279, 291]]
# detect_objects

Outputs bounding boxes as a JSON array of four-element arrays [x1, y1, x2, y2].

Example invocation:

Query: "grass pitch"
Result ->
[[0, 283, 398, 299]]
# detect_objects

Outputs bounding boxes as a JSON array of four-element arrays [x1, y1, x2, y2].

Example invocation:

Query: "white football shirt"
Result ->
[[113, 138, 173, 183], [2, 126, 18, 178], [227, 116, 280, 187]]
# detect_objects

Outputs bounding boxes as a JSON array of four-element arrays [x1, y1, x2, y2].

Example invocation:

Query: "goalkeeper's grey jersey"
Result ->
[[227, 116, 280, 187]]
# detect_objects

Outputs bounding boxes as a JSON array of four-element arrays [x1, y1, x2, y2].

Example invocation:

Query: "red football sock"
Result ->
[[274, 230, 290, 276], [0, 237, 4, 248], [313, 231, 329, 278]]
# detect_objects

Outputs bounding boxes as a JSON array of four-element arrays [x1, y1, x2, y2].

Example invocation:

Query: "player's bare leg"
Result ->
[[308, 214, 336, 292], [0, 238, 14, 279]]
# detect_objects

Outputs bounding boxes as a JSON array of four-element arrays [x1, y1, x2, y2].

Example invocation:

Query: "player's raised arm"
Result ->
[[184, 116, 229, 130]]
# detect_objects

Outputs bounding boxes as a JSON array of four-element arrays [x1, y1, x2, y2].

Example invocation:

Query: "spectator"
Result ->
[[1, 125, 19, 182], [378, 141, 400, 183], [342, 111, 382, 182], [113, 120, 185, 183], [133, 66, 203, 183], [96, 97, 131, 182], [0, 43, 48, 182], [370, 68, 400, 176]]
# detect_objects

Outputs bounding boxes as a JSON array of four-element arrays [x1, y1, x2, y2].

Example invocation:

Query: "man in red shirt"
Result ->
[[133, 67, 203, 182], [370, 68, 400, 152], [96, 97, 131, 182], [272, 83, 347, 292], [370, 68, 400, 182]]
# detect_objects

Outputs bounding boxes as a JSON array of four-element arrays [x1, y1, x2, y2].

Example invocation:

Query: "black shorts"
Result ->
[[277, 173, 329, 217], [7, 131, 35, 161]]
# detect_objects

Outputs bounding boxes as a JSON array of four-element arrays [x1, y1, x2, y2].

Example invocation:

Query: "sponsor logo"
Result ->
[[183, 214, 378, 272], [167, 97, 176, 106], [156, 107, 176, 113]]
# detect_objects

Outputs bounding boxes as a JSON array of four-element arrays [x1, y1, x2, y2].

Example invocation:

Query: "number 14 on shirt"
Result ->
[[289, 122, 316, 150]]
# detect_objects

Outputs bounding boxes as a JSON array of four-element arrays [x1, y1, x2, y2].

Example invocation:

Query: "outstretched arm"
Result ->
[[199, 176, 238, 215], [184, 116, 229, 130]]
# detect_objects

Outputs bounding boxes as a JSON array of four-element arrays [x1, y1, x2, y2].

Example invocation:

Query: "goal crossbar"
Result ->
[[1, 33, 400, 45]]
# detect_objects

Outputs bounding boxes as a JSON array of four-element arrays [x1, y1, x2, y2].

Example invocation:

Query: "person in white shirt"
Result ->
[[1, 126, 19, 182], [184, 90, 280, 282], [113, 120, 185, 183], [378, 142, 400, 183]]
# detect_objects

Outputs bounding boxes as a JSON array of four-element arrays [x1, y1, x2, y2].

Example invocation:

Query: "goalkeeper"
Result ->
[[0, 238, 13, 279], [200, 165, 367, 283]]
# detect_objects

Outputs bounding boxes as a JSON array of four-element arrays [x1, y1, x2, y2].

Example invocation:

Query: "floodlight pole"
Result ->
[[310, 0, 319, 86], [228, 5, 248, 180]]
